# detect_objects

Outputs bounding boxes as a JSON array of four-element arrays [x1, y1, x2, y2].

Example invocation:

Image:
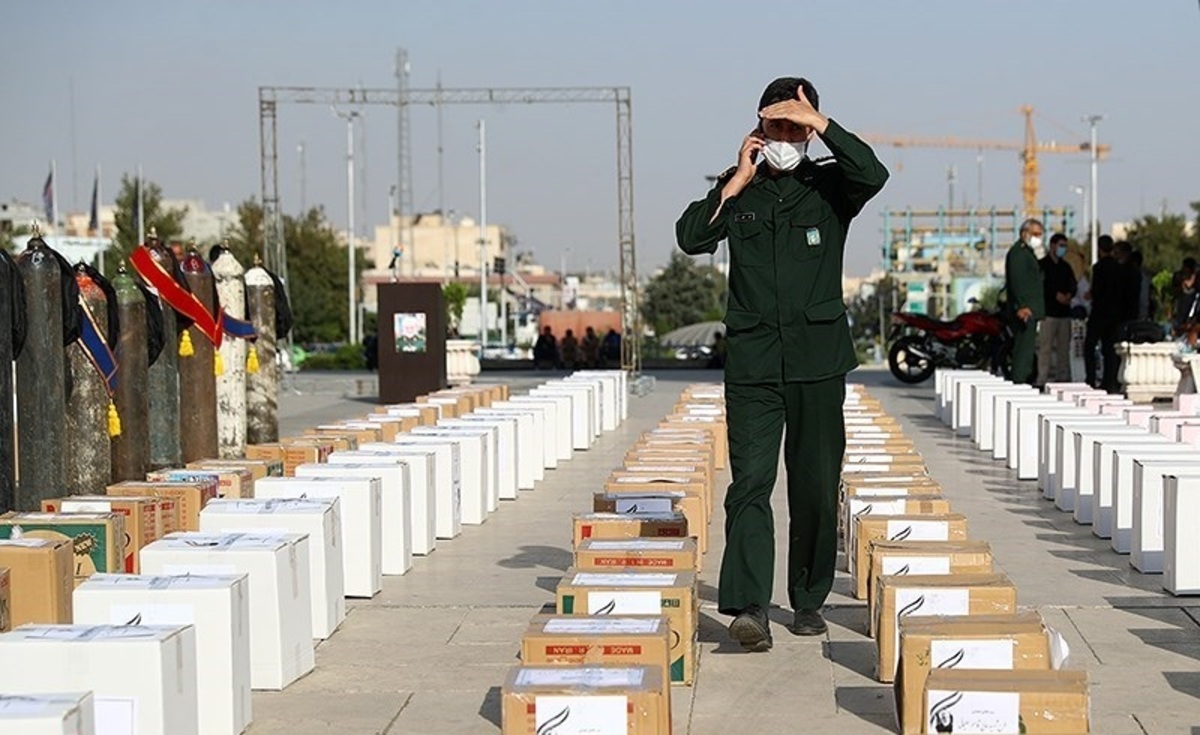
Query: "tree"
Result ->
[[442, 282, 468, 336], [1125, 211, 1193, 276], [224, 198, 265, 265], [641, 252, 724, 336], [108, 174, 188, 275]]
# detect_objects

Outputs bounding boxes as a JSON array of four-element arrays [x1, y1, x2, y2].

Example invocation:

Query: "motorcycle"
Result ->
[[886, 302, 1013, 384]]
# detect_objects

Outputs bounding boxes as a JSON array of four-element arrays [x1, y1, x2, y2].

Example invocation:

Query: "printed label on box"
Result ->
[[930, 638, 1015, 669], [516, 667, 645, 688], [853, 487, 908, 496], [544, 618, 662, 635], [850, 498, 907, 517], [60, 500, 115, 513], [880, 555, 952, 576], [0, 696, 58, 715], [893, 588, 969, 673], [586, 540, 686, 551], [614, 498, 674, 514], [586, 591, 662, 615], [109, 603, 196, 627], [573, 573, 676, 588], [615, 476, 688, 484], [886, 520, 950, 542], [925, 690, 1019, 734], [533, 694, 628, 734]]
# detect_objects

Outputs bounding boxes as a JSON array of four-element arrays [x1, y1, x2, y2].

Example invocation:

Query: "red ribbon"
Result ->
[[129, 246, 223, 348]]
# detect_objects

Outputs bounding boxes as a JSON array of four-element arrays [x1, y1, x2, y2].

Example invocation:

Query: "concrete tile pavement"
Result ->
[[252, 368, 1199, 734]]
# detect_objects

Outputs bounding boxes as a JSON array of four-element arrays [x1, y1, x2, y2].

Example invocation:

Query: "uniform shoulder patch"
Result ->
[[812, 155, 838, 167]]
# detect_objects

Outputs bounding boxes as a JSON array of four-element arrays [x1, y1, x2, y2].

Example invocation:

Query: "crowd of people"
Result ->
[[532, 325, 622, 369]]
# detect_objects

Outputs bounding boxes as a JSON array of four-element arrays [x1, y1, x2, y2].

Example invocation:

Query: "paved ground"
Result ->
[[247, 368, 1200, 735]]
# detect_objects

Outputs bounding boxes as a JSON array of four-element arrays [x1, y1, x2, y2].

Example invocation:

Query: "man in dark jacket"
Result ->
[[1005, 219, 1046, 385], [1037, 233, 1077, 386], [1085, 236, 1123, 391]]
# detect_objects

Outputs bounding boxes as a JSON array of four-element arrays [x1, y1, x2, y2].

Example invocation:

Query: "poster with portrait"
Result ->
[[394, 312, 427, 353]]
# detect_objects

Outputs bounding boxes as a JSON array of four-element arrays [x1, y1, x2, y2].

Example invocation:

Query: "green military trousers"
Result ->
[[1011, 318, 1038, 385], [718, 376, 846, 616]]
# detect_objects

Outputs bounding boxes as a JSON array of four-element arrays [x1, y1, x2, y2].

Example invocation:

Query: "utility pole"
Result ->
[[297, 140, 307, 214], [388, 185, 399, 281], [1084, 114, 1104, 265], [334, 108, 360, 345], [437, 73, 447, 284], [395, 49, 414, 277], [477, 119, 488, 357]]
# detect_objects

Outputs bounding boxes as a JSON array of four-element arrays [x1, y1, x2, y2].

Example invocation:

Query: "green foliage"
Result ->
[[641, 252, 725, 336], [298, 343, 366, 371], [0, 225, 29, 253], [1152, 269, 1176, 322], [1125, 210, 1193, 276], [108, 174, 188, 275], [442, 282, 468, 333], [225, 198, 265, 266]]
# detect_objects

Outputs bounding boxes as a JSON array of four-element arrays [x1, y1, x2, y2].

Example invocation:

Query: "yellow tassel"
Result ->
[[107, 401, 122, 438], [179, 330, 195, 357], [214, 352, 225, 376], [246, 346, 260, 374]]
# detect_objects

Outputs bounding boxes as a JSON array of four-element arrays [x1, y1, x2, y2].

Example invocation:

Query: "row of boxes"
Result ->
[[936, 370, 1200, 593], [0, 373, 628, 735], [843, 384, 1090, 734], [502, 382, 724, 734]]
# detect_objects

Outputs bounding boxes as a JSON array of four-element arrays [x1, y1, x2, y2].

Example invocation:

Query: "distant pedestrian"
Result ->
[[581, 326, 601, 368], [560, 329, 579, 369], [601, 328, 621, 366], [1004, 218, 1046, 385], [533, 326, 557, 370], [1085, 236, 1123, 392], [1037, 233, 1075, 386]]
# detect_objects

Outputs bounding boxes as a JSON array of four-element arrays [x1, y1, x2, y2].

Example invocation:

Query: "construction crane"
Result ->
[[862, 106, 1111, 216]]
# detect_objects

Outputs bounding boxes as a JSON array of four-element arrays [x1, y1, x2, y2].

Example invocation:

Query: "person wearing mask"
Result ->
[[1037, 233, 1077, 386], [1085, 236, 1123, 391], [1004, 219, 1046, 385], [676, 76, 888, 649]]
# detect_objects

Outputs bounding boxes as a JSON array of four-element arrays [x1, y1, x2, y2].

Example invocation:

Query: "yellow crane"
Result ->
[[862, 106, 1111, 216]]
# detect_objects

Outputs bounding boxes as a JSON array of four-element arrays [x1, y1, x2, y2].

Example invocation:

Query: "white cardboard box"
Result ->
[[1007, 397, 1068, 475], [568, 372, 621, 432], [0, 693, 95, 735], [1055, 422, 1139, 511], [388, 438, 463, 538], [955, 374, 1003, 437], [1110, 447, 1198, 554], [1041, 414, 1120, 499], [1130, 460, 1200, 573], [0, 625, 198, 735], [1163, 474, 1200, 594], [256, 475, 382, 598], [330, 451, 434, 557], [355, 445, 447, 541], [1072, 431, 1155, 525], [557, 377, 603, 438], [305, 461, 412, 574], [532, 386, 592, 450], [139, 532, 313, 690], [972, 384, 1033, 450], [1091, 438, 1173, 539], [991, 393, 1052, 462], [410, 428, 488, 525], [1036, 406, 1089, 490], [456, 415, 520, 500], [200, 498, 345, 640], [475, 407, 541, 488], [510, 394, 572, 461], [74, 573, 250, 735], [497, 398, 561, 468], [433, 422, 501, 510]]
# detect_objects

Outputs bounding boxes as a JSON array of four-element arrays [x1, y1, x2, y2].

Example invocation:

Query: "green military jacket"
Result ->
[[1004, 240, 1045, 320], [675, 119, 889, 384]]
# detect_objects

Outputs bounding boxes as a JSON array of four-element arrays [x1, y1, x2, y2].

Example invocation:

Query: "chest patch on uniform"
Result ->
[[734, 212, 755, 223], [805, 227, 821, 246]]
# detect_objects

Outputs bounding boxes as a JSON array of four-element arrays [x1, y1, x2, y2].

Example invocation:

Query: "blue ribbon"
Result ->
[[79, 299, 118, 395], [219, 310, 258, 341]]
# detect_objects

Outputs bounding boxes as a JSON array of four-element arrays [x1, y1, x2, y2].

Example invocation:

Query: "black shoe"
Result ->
[[729, 604, 772, 652], [791, 608, 827, 636]]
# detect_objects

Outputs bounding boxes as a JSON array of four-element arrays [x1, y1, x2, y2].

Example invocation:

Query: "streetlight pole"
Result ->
[[334, 108, 360, 346], [297, 140, 307, 215], [1070, 185, 1088, 245], [388, 185, 398, 282], [1084, 114, 1104, 266], [477, 119, 488, 357]]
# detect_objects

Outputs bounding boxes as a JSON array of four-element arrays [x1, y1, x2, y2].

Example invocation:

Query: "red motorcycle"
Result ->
[[886, 303, 1012, 384]]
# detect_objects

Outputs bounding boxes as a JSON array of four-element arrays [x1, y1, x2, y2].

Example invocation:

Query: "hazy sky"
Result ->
[[3, 0, 1199, 277]]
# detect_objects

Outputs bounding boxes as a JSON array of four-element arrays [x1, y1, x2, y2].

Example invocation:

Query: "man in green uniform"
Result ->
[[1004, 219, 1046, 385], [675, 77, 888, 650]]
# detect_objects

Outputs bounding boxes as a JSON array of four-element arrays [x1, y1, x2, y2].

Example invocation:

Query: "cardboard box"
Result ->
[[317, 423, 383, 445], [608, 469, 711, 517], [522, 615, 673, 695], [501, 665, 668, 735], [840, 480, 942, 500], [593, 490, 706, 559], [302, 461, 412, 575], [188, 457, 283, 481], [108, 480, 217, 531], [866, 541, 995, 634], [556, 569, 697, 686], [0, 539, 73, 624], [0, 692, 94, 735], [623, 459, 713, 488], [846, 500, 955, 596], [852, 513, 967, 592], [895, 611, 1056, 735], [573, 512, 689, 550], [382, 438, 463, 539], [923, 669, 1089, 734], [660, 418, 728, 469], [282, 441, 333, 477], [575, 538, 699, 572], [139, 532, 314, 690], [74, 573, 251, 735], [255, 476, 382, 598], [876, 573, 1019, 682], [152, 466, 255, 499], [42, 496, 159, 573], [290, 433, 356, 452], [0, 567, 8, 633], [200, 497, 346, 640], [245, 443, 285, 462], [0, 624, 198, 735], [624, 452, 715, 488], [333, 449, 437, 555], [0, 513, 125, 583]]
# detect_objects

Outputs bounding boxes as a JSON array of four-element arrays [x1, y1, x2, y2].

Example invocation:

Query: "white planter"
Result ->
[[1117, 342, 1178, 403]]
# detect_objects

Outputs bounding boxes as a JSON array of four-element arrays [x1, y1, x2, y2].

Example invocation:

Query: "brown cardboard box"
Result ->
[[575, 537, 699, 572], [922, 669, 1089, 734], [867, 541, 995, 635], [842, 459, 928, 477], [521, 615, 674, 697], [556, 569, 698, 686], [846, 500, 954, 594], [573, 512, 689, 550], [318, 424, 383, 445], [282, 440, 333, 476], [290, 433, 355, 452], [0, 567, 9, 632], [42, 496, 159, 573], [358, 417, 403, 441], [501, 665, 668, 735], [377, 404, 439, 425], [417, 396, 460, 419], [876, 573, 1019, 683], [0, 513, 125, 584], [187, 457, 283, 480], [155, 497, 181, 534], [625, 451, 714, 486], [367, 414, 422, 434], [606, 471, 710, 530], [841, 478, 941, 498], [592, 492, 706, 562], [660, 418, 728, 469], [149, 466, 255, 499], [0, 539, 73, 624], [245, 443, 285, 462], [107, 480, 218, 531], [896, 611, 1054, 735], [851, 512, 966, 593], [623, 460, 713, 491]]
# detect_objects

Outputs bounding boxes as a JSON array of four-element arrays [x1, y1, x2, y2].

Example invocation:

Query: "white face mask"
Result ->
[[1027, 235, 1044, 250], [761, 140, 806, 171]]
